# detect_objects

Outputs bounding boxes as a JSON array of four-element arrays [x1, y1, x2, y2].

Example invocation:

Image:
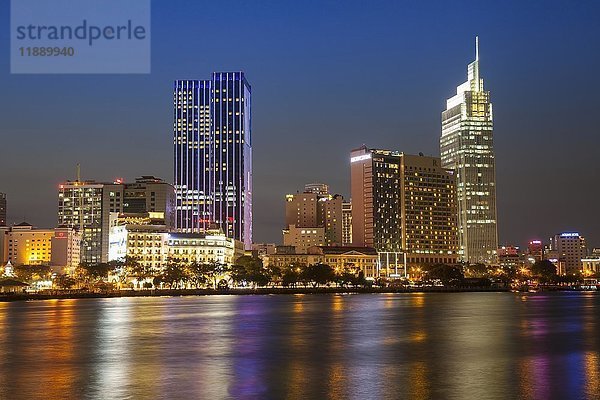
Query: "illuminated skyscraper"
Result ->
[[351, 147, 459, 272], [174, 72, 252, 249], [441, 37, 498, 264]]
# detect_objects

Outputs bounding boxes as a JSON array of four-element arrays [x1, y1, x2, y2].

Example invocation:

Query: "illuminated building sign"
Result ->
[[351, 154, 371, 163], [560, 233, 580, 238]]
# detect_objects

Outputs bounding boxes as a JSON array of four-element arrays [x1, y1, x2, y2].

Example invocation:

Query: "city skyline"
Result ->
[[1, 1, 599, 249]]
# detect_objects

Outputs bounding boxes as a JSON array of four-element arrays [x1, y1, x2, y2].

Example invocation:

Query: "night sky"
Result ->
[[0, 0, 599, 249]]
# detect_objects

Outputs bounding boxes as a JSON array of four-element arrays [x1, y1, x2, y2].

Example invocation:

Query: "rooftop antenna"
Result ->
[[76, 163, 81, 182], [475, 35, 479, 61]]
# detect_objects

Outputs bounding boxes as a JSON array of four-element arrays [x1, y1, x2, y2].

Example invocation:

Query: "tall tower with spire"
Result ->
[[440, 37, 498, 264]]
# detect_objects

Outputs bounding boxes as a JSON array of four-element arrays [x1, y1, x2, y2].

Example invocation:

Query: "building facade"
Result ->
[[2, 223, 80, 271], [283, 185, 343, 251], [58, 181, 104, 264], [50, 227, 81, 273], [342, 201, 352, 246], [174, 73, 252, 249], [551, 232, 587, 274], [109, 217, 244, 269], [527, 240, 544, 263], [283, 225, 325, 253], [59, 177, 175, 264], [440, 37, 498, 264], [108, 213, 169, 270], [264, 246, 379, 279], [400, 154, 459, 265], [6, 223, 53, 266], [351, 147, 459, 268]]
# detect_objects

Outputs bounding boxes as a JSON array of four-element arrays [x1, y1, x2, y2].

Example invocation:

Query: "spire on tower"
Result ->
[[476, 36, 479, 61]]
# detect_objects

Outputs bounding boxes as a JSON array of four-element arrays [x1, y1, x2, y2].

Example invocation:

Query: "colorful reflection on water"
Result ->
[[0, 293, 598, 399]]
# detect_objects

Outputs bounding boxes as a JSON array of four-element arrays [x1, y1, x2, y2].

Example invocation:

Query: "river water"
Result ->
[[0, 293, 598, 399]]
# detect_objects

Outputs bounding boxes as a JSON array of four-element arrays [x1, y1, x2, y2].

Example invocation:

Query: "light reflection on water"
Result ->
[[0, 293, 598, 399]]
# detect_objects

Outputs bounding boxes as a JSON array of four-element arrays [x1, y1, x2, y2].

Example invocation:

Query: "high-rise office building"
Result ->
[[174, 72, 252, 249], [440, 37, 498, 264], [0, 193, 6, 226], [351, 147, 459, 269], [59, 176, 175, 264], [283, 185, 343, 252], [59, 180, 105, 264]]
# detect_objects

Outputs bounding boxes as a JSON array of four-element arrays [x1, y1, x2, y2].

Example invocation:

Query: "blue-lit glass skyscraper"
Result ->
[[174, 72, 252, 249]]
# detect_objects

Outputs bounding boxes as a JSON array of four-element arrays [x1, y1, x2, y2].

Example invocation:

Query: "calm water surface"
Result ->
[[0, 293, 599, 399]]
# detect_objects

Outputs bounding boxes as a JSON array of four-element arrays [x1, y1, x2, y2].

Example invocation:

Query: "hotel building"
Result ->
[[551, 232, 587, 274], [174, 73, 252, 249], [109, 217, 244, 269], [440, 37, 498, 264], [351, 147, 459, 272]]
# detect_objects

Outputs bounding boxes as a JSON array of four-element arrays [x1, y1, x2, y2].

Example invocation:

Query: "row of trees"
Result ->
[[5, 257, 592, 291], [7, 256, 370, 291], [448, 259, 588, 285]]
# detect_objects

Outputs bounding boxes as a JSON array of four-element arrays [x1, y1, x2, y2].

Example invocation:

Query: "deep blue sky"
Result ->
[[1, 0, 599, 249]]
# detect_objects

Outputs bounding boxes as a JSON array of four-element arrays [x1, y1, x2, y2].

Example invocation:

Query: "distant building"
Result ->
[[50, 227, 81, 274], [252, 243, 277, 258], [342, 201, 352, 246], [264, 246, 379, 279], [497, 245, 521, 268], [59, 176, 175, 264], [174, 73, 252, 249], [351, 147, 459, 270], [440, 37, 498, 264], [527, 240, 544, 263], [121, 176, 176, 229], [0, 193, 6, 226], [108, 212, 169, 270], [283, 185, 343, 251], [168, 233, 244, 266], [0, 226, 8, 264], [58, 180, 105, 264], [582, 256, 600, 276], [551, 232, 587, 275], [3, 222, 80, 271], [283, 225, 325, 253], [7, 222, 53, 266]]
